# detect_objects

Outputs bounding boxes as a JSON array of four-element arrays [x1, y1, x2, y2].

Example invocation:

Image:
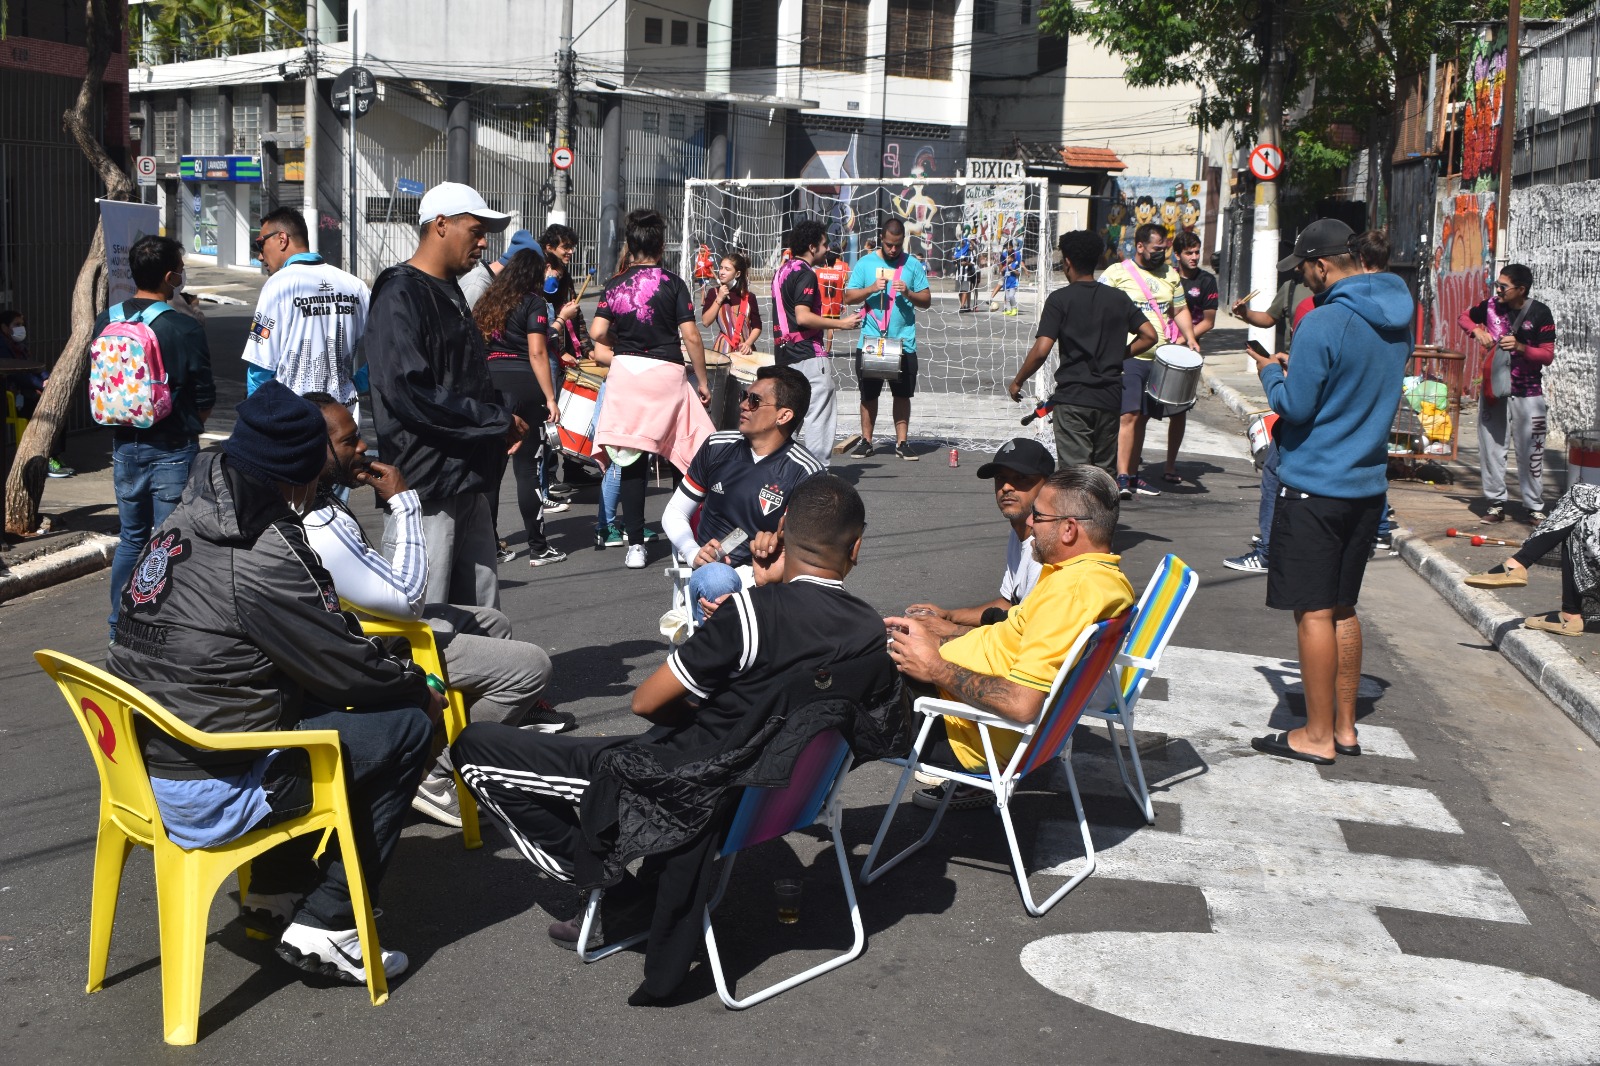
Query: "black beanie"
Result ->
[[222, 380, 329, 485]]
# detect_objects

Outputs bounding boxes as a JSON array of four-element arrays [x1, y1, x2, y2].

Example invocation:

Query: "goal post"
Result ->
[[680, 176, 1059, 450]]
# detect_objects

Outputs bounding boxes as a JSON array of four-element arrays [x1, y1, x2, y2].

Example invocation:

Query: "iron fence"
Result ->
[[1515, 4, 1600, 186]]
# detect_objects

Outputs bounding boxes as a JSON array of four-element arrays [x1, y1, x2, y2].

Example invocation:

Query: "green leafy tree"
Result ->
[[1041, 0, 1580, 198], [136, 0, 304, 63]]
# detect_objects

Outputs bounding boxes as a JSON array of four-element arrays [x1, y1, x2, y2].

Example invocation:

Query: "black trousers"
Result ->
[[450, 722, 629, 881], [1513, 526, 1582, 614], [488, 362, 550, 554]]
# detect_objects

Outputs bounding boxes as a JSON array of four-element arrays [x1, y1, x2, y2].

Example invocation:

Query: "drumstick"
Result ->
[[574, 274, 592, 301], [1236, 288, 1261, 306]]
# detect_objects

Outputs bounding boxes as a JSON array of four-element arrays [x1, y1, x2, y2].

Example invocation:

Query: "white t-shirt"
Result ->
[[243, 255, 370, 405], [999, 529, 1043, 604]]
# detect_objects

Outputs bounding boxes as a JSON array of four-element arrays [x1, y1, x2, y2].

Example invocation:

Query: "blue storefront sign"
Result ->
[[178, 155, 263, 183]]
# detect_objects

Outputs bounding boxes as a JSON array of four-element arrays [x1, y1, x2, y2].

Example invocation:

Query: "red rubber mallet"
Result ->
[[1470, 535, 1520, 547], [1446, 528, 1460, 538]]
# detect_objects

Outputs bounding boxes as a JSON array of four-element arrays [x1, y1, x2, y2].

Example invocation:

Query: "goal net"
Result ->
[[680, 177, 1057, 451]]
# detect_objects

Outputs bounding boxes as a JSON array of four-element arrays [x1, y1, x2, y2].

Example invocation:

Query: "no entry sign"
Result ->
[[551, 146, 575, 171], [1249, 143, 1284, 182]]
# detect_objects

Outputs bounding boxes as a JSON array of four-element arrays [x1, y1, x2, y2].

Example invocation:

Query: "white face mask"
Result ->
[[9, 326, 24, 343]]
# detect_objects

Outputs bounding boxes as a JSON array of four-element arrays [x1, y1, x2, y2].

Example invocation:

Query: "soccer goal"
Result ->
[[680, 176, 1058, 451]]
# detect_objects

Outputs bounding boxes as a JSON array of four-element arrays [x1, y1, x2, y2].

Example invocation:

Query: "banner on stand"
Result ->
[[98, 199, 161, 306]]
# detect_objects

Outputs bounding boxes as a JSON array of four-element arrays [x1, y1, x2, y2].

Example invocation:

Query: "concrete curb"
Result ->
[[1202, 364, 1600, 743], [0, 534, 116, 604], [1393, 530, 1600, 744]]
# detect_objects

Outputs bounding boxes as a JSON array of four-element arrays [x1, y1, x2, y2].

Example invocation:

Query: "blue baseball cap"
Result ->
[[499, 229, 546, 268]]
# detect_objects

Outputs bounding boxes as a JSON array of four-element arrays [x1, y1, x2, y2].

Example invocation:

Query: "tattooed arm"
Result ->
[[884, 616, 1048, 725]]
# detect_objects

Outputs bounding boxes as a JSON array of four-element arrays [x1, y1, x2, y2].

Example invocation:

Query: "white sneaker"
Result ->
[[411, 773, 462, 828], [277, 920, 408, 985], [625, 544, 648, 569], [240, 890, 304, 938]]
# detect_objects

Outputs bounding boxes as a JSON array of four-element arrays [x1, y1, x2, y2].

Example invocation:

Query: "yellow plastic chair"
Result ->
[[341, 603, 482, 849], [4, 390, 27, 446], [35, 650, 391, 1045]]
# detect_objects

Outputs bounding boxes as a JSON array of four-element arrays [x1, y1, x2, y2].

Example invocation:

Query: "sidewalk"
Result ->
[[1201, 312, 1600, 741]]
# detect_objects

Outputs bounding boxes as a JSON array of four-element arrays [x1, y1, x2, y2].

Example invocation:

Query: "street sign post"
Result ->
[[1248, 143, 1284, 182], [135, 155, 157, 187], [552, 146, 575, 171], [331, 65, 376, 118]]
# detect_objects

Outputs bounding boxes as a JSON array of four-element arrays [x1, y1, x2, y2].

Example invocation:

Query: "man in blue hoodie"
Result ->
[[1247, 219, 1412, 765]]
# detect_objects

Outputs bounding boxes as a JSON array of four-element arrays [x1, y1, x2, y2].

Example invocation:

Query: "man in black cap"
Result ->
[[905, 438, 1054, 636], [1245, 218, 1411, 767], [1008, 230, 1157, 476], [106, 381, 444, 987]]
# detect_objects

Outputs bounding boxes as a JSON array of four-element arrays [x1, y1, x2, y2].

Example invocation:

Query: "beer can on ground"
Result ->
[[949, 448, 959, 468]]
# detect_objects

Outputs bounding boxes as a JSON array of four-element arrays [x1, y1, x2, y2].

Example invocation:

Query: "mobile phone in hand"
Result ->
[[1247, 339, 1271, 360], [717, 527, 749, 559]]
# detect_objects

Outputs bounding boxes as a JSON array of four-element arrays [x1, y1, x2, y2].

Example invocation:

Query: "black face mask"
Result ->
[[1141, 250, 1167, 270]]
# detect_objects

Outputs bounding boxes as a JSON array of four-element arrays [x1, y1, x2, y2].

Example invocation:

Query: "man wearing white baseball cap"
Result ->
[[360, 182, 526, 610]]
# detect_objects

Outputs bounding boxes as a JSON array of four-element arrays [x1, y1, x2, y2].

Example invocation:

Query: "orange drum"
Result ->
[[557, 367, 606, 468]]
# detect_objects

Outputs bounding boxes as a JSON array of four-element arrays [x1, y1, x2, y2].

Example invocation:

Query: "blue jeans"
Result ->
[[592, 382, 621, 535], [1258, 441, 1281, 557], [688, 561, 745, 624], [1376, 493, 1394, 538], [247, 701, 434, 930], [109, 437, 198, 638]]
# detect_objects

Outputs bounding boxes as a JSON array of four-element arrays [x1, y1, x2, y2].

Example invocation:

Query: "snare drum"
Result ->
[[859, 337, 905, 380], [1571, 432, 1600, 488], [557, 372, 605, 468], [573, 358, 609, 382], [1146, 344, 1204, 411]]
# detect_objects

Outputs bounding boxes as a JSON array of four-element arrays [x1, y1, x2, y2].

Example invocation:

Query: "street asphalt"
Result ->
[[5, 369, 1600, 1063]]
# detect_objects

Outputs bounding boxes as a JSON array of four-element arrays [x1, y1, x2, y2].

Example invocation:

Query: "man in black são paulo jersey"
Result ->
[[662, 364, 822, 622]]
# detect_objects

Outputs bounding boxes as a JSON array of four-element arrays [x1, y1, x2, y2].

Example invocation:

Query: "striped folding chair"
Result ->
[[861, 613, 1132, 917], [1081, 554, 1199, 824], [577, 729, 863, 1009]]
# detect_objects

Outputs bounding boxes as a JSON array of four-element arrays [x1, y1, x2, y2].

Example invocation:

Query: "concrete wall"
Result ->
[[1511, 180, 1600, 438]]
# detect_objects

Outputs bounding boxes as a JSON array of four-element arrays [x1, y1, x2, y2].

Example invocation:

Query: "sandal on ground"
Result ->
[[1524, 612, 1585, 637], [1161, 470, 1182, 484], [1249, 731, 1335, 765], [1334, 731, 1361, 757]]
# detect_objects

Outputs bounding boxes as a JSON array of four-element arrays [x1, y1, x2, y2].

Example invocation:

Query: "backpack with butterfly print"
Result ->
[[88, 301, 175, 428]]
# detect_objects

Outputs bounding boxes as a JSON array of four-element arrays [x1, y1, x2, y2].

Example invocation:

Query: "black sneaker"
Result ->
[[895, 441, 919, 461], [547, 482, 578, 499], [496, 540, 518, 564], [528, 546, 568, 567], [514, 699, 578, 733], [848, 439, 875, 459], [1373, 532, 1393, 551]]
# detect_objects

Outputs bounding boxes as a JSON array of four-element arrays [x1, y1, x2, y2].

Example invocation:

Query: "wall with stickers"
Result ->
[[1510, 181, 1600, 438], [1096, 176, 1207, 267]]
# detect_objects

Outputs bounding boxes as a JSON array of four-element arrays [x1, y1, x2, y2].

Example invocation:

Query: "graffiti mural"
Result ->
[[1097, 176, 1207, 265], [1430, 177, 1497, 391], [1462, 27, 1508, 188]]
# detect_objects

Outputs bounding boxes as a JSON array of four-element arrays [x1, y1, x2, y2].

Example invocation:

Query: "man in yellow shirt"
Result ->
[[1100, 222, 1199, 500], [885, 466, 1135, 808]]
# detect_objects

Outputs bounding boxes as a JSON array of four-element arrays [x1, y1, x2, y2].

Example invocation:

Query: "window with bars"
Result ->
[[232, 95, 261, 154], [154, 109, 179, 160], [802, 0, 870, 73], [190, 94, 221, 155], [275, 101, 305, 136], [732, 4, 778, 68], [697, 22, 707, 48], [642, 111, 660, 133], [886, 0, 954, 80], [671, 20, 688, 46], [644, 17, 663, 44], [1020, 0, 1032, 24], [974, 0, 996, 33], [669, 113, 686, 138]]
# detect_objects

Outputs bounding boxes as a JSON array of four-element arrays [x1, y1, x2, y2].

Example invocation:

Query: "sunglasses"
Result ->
[[739, 389, 777, 410], [1030, 507, 1092, 525], [251, 230, 283, 254]]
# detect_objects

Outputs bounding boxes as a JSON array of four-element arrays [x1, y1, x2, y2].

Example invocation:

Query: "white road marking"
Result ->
[[1020, 644, 1600, 1064]]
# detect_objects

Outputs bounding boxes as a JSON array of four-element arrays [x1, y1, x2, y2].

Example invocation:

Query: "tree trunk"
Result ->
[[4, 0, 135, 536]]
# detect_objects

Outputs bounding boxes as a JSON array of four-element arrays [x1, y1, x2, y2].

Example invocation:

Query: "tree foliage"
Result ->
[[133, 0, 304, 64], [1041, 0, 1582, 193]]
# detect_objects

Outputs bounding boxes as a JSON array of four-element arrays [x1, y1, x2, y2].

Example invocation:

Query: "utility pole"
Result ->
[[1496, 0, 1522, 270], [345, 11, 359, 277], [550, 0, 575, 225], [1246, 1, 1287, 359], [304, 0, 318, 252]]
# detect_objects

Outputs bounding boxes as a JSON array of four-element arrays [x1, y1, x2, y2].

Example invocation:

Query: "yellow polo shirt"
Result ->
[[1100, 260, 1185, 357], [939, 552, 1134, 771]]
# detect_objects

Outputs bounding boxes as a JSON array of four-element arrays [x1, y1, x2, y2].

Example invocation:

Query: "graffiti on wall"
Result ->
[[1430, 177, 1497, 390], [1462, 27, 1508, 188], [1097, 177, 1207, 265]]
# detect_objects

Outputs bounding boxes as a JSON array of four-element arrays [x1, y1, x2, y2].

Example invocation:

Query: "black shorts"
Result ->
[[855, 348, 919, 400], [957, 262, 977, 292], [1265, 489, 1385, 612], [1120, 358, 1172, 419]]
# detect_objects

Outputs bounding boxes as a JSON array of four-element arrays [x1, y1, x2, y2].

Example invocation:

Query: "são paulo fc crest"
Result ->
[[758, 484, 784, 516], [128, 531, 187, 606]]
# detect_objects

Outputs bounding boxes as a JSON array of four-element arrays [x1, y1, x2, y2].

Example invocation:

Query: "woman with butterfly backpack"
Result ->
[[1460, 264, 1557, 524], [88, 235, 215, 641]]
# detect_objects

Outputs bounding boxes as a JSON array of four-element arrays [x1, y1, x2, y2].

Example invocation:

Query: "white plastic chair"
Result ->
[[1080, 554, 1199, 824], [576, 729, 863, 1008], [861, 613, 1132, 917]]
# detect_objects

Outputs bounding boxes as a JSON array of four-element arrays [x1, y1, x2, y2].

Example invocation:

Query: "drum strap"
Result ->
[[771, 258, 822, 356], [717, 293, 748, 351], [871, 262, 905, 334], [1122, 259, 1182, 342]]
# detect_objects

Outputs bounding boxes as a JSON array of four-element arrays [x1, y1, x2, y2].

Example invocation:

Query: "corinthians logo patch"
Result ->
[[129, 531, 187, 606], [758, 484, 784, 516]]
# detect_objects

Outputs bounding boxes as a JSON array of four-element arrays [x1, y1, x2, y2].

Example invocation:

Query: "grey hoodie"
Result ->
[[107, 450, 429, 779]]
